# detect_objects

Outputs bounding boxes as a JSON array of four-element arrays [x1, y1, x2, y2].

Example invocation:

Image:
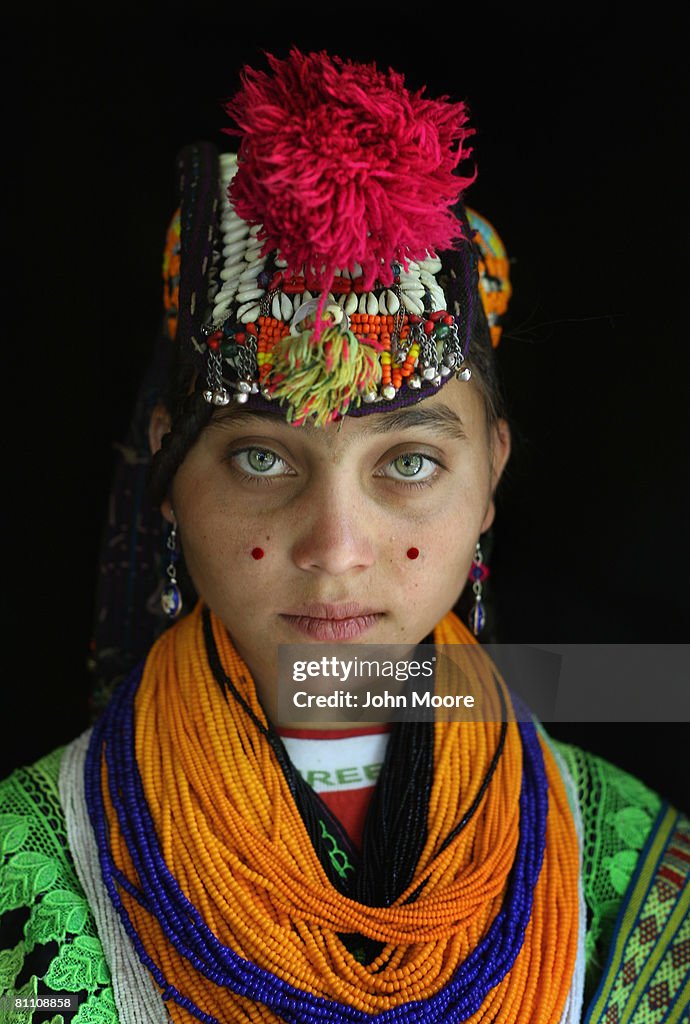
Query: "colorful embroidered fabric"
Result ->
[[584, 805, 690, 1022], [1, 730, 687, 1020], [0, 748, 116, 1022]]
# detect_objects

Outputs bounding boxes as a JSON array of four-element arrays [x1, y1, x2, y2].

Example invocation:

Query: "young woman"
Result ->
[[1, 49, 687, 1024]]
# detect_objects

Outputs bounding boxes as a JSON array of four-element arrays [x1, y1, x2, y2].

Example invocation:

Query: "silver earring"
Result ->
[[468, 540, 489, 636], [161, 517, 182, 619]]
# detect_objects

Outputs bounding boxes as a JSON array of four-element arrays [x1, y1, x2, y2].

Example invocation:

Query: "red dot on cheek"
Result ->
[[251, 547, 265, 560], [406, 547, 420, 560]]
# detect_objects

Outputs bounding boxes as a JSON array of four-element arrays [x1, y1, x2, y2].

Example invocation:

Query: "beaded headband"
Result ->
[[162, 50, 511, 426]]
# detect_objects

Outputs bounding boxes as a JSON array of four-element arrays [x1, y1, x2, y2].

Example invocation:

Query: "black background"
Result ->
[[2, 8, 688, 810]]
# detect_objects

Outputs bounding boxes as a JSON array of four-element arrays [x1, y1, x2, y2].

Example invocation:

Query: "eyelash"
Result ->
[[395, 472, 437, 491], [226, 447, 443, 489], [383, 453, 444, 489]]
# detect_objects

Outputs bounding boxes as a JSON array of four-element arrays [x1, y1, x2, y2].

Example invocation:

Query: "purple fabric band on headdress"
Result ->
[[237, 378, 448, 420]]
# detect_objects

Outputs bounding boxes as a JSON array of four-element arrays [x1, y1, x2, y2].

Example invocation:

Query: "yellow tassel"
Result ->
[[264, 326, 382, 426]]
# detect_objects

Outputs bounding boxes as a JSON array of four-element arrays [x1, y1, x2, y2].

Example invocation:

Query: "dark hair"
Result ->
[[149, 385, 212, 508]]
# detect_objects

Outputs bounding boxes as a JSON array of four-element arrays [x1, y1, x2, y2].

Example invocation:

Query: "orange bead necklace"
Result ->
[[87, 601, 580, 1022]]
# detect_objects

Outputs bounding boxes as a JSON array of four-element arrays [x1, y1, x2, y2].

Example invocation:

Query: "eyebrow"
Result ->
[[364, 404, 467, 439], [211, 402, 466, 440]]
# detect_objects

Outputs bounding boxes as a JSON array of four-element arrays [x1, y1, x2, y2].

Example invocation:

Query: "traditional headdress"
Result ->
[[89, 48, 512, 714], [162, 49, 511, 427]]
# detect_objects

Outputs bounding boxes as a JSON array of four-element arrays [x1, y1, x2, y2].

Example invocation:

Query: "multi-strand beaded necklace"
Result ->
[[85, 602, 579, 1022]]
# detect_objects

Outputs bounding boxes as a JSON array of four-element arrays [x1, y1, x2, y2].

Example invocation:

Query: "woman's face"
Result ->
[[158, 380, 510, 713]]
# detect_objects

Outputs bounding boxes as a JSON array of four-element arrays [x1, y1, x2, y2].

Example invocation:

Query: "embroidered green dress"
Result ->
[[1, 738, 688, 1023]]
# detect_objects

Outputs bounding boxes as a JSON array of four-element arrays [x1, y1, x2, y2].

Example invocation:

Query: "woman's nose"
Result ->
[[290, 479, 375, 576]]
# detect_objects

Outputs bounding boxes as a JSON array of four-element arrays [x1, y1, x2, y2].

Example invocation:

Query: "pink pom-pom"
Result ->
[[223, 49, 476, 297]]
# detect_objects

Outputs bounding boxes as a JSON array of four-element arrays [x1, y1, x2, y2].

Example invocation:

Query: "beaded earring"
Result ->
[[161, 518, 183, 619], [468, 540, 490, 636]]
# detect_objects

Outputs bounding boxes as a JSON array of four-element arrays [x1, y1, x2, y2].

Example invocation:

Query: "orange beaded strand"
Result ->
[[101, 601, 580, 1022]]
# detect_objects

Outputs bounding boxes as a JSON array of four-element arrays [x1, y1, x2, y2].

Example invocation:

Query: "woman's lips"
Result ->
[[280, 603, 382, 641]]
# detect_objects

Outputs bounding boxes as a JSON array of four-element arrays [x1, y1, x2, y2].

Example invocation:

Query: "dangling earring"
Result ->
[[468, 540, 490, 636], [161, 517, 183, 619]]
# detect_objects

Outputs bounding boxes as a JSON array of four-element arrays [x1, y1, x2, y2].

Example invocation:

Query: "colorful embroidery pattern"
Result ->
[[585, 805, 690, 1023]]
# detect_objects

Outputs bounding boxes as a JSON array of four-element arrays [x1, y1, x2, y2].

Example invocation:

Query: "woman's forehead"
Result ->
[[208, 380, 486, 445]]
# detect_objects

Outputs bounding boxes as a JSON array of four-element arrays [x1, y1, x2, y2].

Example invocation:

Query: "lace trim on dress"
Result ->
[[548, 736, 587, 1024], [59, 731, 171, 1024]]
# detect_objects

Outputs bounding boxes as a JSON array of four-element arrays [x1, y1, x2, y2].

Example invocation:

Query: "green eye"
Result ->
[[393, 454, 424, 477], [229, 446, 294, 481], [247, 449, 277, 472], [381, 452, 439, 486]]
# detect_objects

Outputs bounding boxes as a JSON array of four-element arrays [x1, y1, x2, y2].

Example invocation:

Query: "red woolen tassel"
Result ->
[[223, 49, 476, 310]]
